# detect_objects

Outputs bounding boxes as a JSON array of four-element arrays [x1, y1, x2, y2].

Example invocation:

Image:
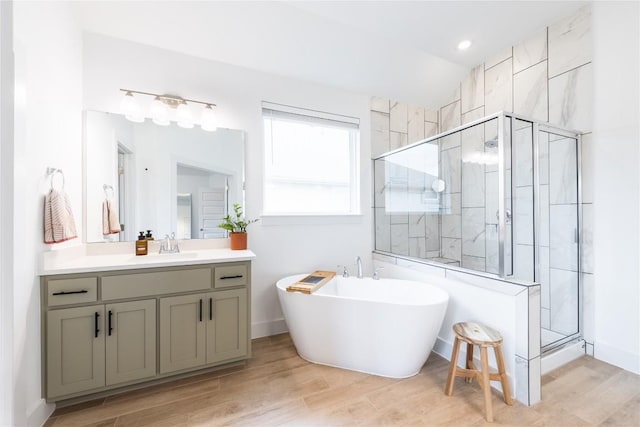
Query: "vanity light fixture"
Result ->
[[119, 91, 145, 123], [457, 40, 472, 50], [176, 102, 194, 129], [201, 104, 217, 132], [118, 89, 217, 131], [150, 96, 171, 126]]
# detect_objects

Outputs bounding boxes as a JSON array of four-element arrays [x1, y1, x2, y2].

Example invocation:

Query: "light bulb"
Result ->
[[150, 96, 170, 126], [176, 102, 194, 129], [201, 104, 217, 132], [120, 91, 144, 123]]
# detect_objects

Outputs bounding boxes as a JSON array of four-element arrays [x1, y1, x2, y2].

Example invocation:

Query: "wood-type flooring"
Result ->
[[44, 333, 640, 426]]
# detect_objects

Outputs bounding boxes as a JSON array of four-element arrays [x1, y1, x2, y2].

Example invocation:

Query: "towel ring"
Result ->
[[46, 167, 65, 190], [103, 184, 114, 198]]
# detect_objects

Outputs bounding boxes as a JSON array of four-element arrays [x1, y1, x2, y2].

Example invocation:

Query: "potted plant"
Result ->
[[218, 203, 258, 250]]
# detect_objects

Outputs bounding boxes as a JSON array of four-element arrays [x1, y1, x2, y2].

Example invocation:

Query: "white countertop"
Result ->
[[41, 244, 256, 275]]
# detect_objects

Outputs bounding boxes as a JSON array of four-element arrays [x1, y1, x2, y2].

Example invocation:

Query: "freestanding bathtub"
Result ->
[[276, 274, 449, 378]]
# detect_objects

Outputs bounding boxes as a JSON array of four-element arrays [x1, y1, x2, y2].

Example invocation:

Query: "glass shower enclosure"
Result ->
[[373, 112, 582, 353]]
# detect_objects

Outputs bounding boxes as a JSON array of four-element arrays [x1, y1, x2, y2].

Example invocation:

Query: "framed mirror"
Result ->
[[83, 110, 245, 243]]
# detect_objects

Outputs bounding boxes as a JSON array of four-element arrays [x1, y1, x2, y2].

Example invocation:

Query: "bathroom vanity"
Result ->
[[40, 247, 254, 403]]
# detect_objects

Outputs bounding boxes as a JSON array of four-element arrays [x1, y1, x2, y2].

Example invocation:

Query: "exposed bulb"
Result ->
[[176, 102, 194, 129], [150, 96, 170, 126], [120, 91, 144, 123], [201, 104, 217, 132]]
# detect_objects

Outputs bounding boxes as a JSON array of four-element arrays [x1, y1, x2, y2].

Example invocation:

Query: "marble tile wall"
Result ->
[[372, 6, 592, 345], [434, 5, 592, 344], [370, 97, 439, 259], [368, 6, 591, 401]]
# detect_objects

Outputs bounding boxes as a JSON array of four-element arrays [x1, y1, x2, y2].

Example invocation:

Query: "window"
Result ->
[[262, 102, 360, 215]]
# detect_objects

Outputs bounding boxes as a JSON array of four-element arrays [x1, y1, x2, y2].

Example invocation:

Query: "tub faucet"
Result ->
[[337, 265, 349, 278], [355, 256, 363, 279]]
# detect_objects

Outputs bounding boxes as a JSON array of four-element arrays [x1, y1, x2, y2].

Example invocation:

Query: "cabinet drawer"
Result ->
[[214, 264, 248, 288], [102, 268, 212, 300], [47, 278, 97, 307]]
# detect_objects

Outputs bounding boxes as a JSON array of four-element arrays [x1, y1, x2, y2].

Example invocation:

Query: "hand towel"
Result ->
[[44, 188, 78, 244], [102, 198, 121, 235]]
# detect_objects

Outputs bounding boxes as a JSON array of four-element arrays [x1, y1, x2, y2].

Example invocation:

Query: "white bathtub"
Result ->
[[276, 274, 449, 378]]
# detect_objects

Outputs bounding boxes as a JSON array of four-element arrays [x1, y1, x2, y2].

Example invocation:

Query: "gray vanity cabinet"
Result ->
[[105, 299, 156, 386], [207, 288, 248, 364], [159, 293, 207, 374], [46, 300, 157, 399], [47, 305, 106, 398], [42, 261, 251, 403], [159, 288, 248, 373]]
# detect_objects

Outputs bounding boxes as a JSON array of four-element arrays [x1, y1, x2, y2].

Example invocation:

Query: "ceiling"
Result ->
[[72, 1, 587, 108]]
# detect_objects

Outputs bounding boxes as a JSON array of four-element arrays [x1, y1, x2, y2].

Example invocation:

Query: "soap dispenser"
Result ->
[[136, 231, 148, 256]]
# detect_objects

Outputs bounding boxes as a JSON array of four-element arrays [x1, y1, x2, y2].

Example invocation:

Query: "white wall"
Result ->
[[0, 1, 15, 424], [12, 1, 83, 425], [82, 33, 373, 338], [592, 2, 640, 374]]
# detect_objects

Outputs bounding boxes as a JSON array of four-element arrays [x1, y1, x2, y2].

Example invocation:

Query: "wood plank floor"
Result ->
[[45, 334, 640, 426]]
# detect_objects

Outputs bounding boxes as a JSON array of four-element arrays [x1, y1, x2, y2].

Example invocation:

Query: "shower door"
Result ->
[[538, 127, 581, 350], [502, 117, 581, 351]]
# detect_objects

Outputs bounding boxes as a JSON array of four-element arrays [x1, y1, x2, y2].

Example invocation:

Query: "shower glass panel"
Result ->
[[510, 118, 535, 282], [373, 112, 582, 353], [540, 130, 580, 348], [375, 117, 500, 269]]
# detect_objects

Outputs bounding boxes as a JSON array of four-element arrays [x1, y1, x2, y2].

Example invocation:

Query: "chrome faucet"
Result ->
[[159, 232, 180, 254], [337, 265, 349, 278], [355, 256, 363, 279]]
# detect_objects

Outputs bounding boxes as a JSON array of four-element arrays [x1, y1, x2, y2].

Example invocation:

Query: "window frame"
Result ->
[[261, 101, 361, 217]]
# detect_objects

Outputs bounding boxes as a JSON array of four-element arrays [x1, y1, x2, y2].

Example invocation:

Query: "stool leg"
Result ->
[[480, 346, 493, 422], [445, 337, 461, 396], [465, 343, 474, 383], [494, 344, 513, 405]]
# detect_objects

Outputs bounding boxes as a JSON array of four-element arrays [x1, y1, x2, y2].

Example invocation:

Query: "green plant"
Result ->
[[218, 203, 258, 233]]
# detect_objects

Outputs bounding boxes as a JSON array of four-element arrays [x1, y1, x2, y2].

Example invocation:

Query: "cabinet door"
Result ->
[[206, 288, 248, 364], [47, 306, 105, 398], [159, 294, 206, 374], [106, 299, 157, 386]]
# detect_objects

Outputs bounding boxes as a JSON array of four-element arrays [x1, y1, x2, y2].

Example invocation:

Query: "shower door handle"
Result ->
[[496, 209, 512, 224]]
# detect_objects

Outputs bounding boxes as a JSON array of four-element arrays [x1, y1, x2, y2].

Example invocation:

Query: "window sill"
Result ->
[[260, 214, 363, 226]]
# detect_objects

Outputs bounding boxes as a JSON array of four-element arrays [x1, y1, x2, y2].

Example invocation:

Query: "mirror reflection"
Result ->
[[84, 110, 244, 243]]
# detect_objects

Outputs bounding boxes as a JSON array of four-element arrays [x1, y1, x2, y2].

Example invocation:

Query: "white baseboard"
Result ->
[[594, 341, 640, 375], [433, 336, 452, 361], [541, 340, 585, 375], [251, 318, 288, 339], [27, 399, 53, 427]]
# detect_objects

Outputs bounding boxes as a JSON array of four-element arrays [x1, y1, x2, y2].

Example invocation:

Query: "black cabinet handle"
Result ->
[[108, 310, 113, 336], [209, 298, 213, 320], [199, 299, 203, 322], [220, 275, 243, 280], [52, 290, 88, 296], [94, 312, 100, 338]]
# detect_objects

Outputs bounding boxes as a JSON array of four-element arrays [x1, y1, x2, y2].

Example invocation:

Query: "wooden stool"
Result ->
[[444, 322, 513, 422]]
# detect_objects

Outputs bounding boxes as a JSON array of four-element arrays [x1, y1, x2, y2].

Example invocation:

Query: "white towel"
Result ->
[[44, 188, 78, 244], [102, 198, 121, 235]]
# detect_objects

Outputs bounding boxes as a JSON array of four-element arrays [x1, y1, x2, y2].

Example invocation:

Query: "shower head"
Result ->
[[484, 138, 498, 148]]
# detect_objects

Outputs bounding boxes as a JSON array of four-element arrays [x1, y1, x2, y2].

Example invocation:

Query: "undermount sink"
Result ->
[[128, 252, 199, 262]]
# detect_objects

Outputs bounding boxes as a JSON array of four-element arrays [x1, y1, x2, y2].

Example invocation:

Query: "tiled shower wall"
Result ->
[[371, 6, 593, 345], [371, 99, 440, 258]]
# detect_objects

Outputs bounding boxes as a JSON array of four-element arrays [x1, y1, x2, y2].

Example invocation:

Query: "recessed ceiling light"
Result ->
[[458, 40, 472, 50]]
